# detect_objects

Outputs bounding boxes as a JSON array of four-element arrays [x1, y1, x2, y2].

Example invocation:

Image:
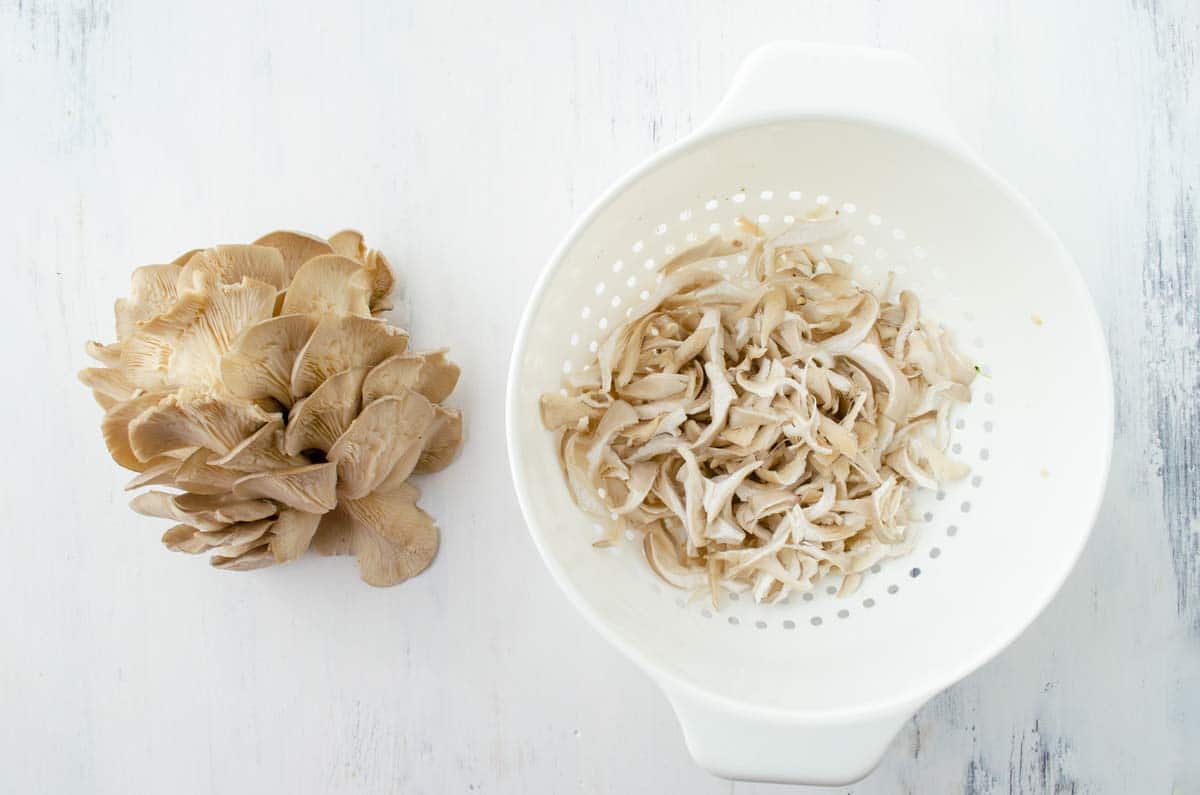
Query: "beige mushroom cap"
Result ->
[[122, 276, 278, 391], [165, 510, 320, 567], [211, 546, 275, 571], [78, 367, 138, 406], [101, 391, 171, 472], [325, 230, 393, 307], [163, 524, 220, 554], [113, 264, 183, 343], [415, 406, 463, 474], [123, 456, 181, 491], [130, 490, 276, 532], [85, 340, 123, 369], [280, 254, 372, 318], [362, 249, 396, 310], [173, 491, 279, 524], [220, 314, 319, 407], [232, 462, 339, 514], [175, 245, 288, 292], [283, 367, 367, 455], [172, 447, 241, 494], [267, 509, 324, 563], [343, 483, 439, 586], [310, 503, 354, 557], [362, 349, 460, 405], [128, 392, 277, 462], [212, 417, 307, 472], [114, 263, 182, 342], [328, 390, 434, 500], [290, 315, 409, 398], [328, 229, 365, 260], [253, 230, 335, 280], [206, 518, 275, 559]]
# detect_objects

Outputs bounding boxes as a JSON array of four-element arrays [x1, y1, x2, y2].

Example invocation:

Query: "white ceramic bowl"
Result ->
[[506, 42, 1112, 784]]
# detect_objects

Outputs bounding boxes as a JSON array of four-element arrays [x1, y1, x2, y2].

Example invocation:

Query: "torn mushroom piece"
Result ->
[[82, 228, 463, 586], [541, 217, 974, 607]]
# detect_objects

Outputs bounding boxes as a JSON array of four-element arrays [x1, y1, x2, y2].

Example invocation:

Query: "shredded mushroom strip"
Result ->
[[540, 216, 975, 608]]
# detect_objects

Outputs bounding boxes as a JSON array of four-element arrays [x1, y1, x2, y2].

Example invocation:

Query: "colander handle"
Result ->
[[661, 681, 922, 785], [700, 42, 966, 152]]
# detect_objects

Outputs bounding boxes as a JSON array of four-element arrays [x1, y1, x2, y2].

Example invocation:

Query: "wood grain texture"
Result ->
[[0, 0, 1196, 792]]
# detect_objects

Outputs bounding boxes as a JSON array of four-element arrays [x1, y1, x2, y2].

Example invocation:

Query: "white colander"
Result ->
[[505, 43, 1112, 785]]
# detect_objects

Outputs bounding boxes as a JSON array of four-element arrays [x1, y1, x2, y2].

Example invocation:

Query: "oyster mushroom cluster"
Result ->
[[541, 216, 974, 607], [81, 230, 463, 586]]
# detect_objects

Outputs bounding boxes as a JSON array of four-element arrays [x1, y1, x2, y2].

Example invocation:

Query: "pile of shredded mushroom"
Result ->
[[540, 216, 975, 607], [81, 230, 463, 586]]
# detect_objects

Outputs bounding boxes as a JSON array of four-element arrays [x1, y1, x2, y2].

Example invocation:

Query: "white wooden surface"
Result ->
[[2, 1, 1197, 792]]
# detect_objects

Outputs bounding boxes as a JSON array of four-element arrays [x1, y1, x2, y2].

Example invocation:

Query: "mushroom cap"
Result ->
[[130, 490, 275, 532], [267, 509, 324, 563], [114, 263, 182, 342], [211, 417, 307, 472], [78, 367, 138, 405], [283, 367, 367, 455], [310, 503, 354, 557], [123, 456, 181, 490], [173, 491, 279, 524], [361, 349, 460, 405], [92, 388, 120, 411], [252, 230, 335, 280], [232, 462, 338, 514], [414, 406, 463, 474], [85, 340, 124, 368], [162, 524, 220, 554], [280, 254, 372, 317], [122, 276, 278, 391], [327, 390, 434, 500], [211, 546, 275, 571], [175, 245, 288, 292], [172, 447, 241, 494], [289, 315, 408, 398], [101, 391, 171, 472], [206, 518, 275, 559], [343, 483, 439, 586], [164, 510, 320, 566], [128, 392, 278, 462], [220, 314, 319, 407], [327, 229, 365, 260], [361, 249, 396, 309]]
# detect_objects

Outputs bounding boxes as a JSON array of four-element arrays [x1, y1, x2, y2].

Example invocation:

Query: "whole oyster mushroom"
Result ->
[[81, 230, 463, 586]]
